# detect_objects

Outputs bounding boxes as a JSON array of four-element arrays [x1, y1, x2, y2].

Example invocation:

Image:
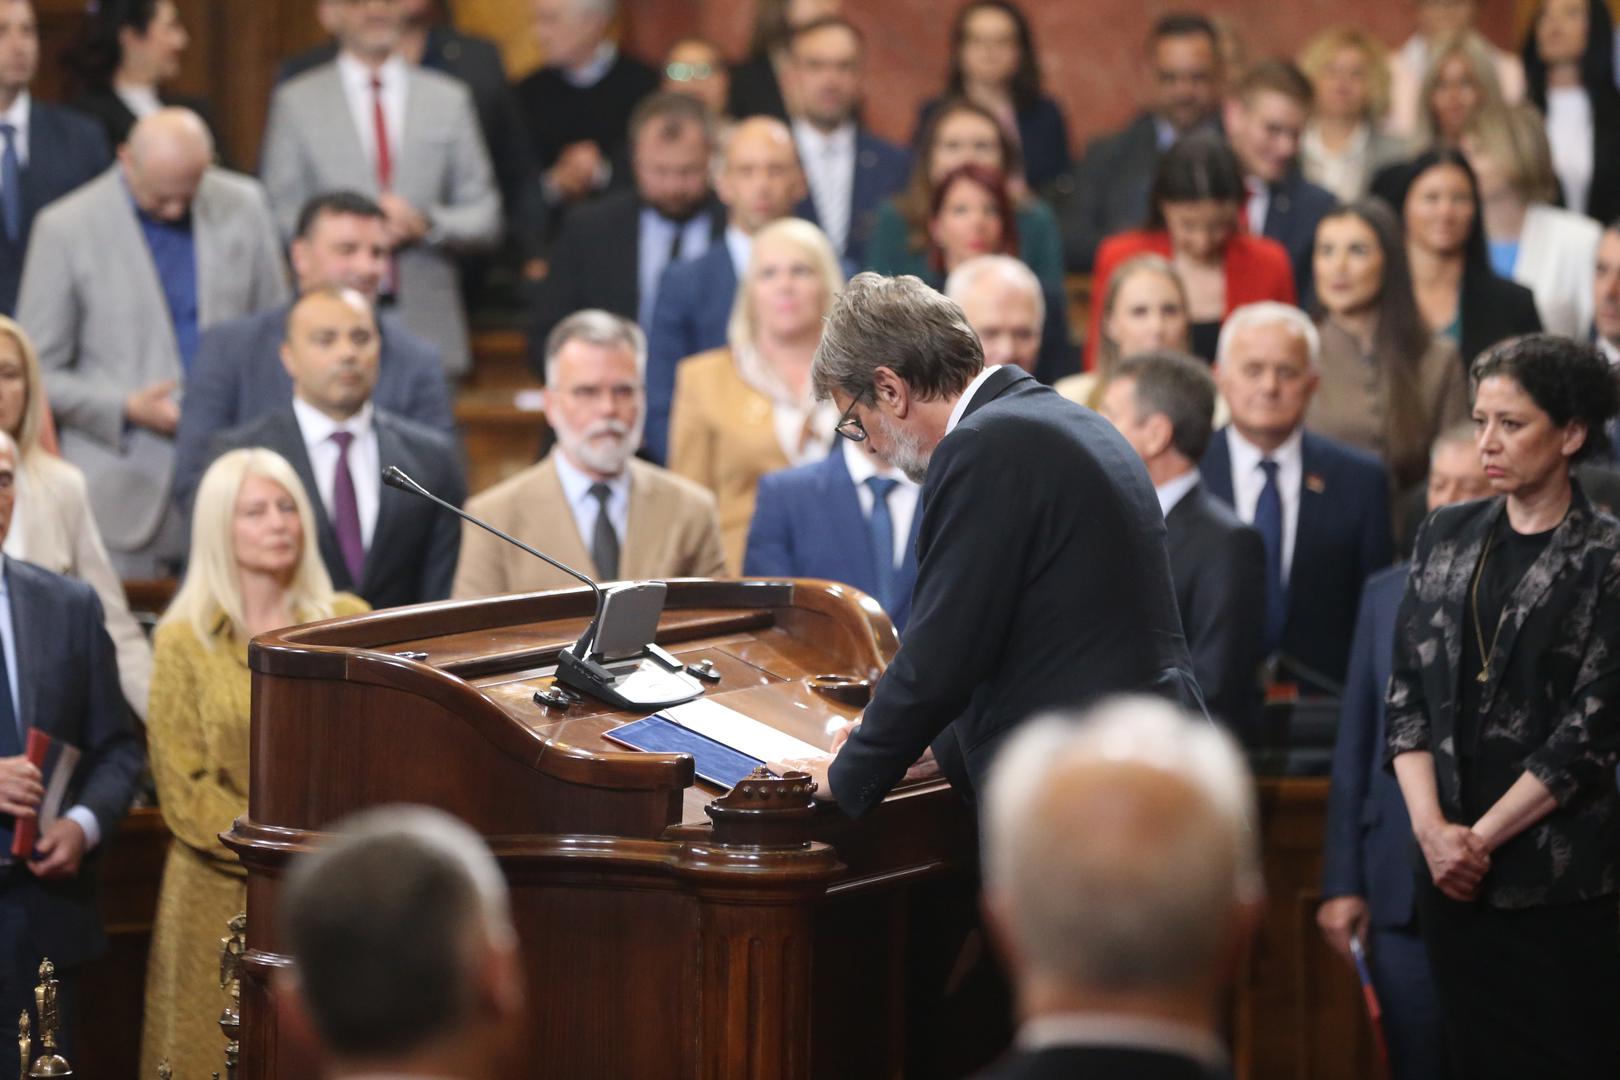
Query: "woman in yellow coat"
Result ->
[[139, 449, 367, 1076]]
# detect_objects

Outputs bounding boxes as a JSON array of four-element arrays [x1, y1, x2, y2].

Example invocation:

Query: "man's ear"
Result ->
[[871, 367, 910, 419], [1142, 412, 1176, 460]]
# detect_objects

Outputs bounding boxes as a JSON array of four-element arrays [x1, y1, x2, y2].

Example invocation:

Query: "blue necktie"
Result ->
[[865, 476, 899, 613], [0, 123, 20, 245], [1254, 459, 1287, 654]]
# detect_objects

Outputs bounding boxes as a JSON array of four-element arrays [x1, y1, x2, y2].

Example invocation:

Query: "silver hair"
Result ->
[[1214, 301, 1320, 371], [1431, 419, 1478, 457], [982, 697, 1261, 994], [544, 309, 647, 383], [943, 255, 1046, 328], [812, 272, 984, 402], [572, 0, 618, 19]]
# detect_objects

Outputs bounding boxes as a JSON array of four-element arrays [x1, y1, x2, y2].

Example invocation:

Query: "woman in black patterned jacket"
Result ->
[[1385, 334, 1620, 1079]]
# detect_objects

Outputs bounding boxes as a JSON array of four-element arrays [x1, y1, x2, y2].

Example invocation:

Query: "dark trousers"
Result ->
[[1416, 879, 1620, 1079], [1367, 924, 1448, 1080], [0, 883, 81, 1062]]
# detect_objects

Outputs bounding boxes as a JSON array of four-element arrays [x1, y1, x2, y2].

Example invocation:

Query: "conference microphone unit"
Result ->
[[381, 465, 705, 710]]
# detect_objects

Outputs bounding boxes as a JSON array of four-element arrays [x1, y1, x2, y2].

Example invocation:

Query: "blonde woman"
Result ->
[[668, 218, 843, 570], [1415, 30, 1509, 150], [1299, 27, 1410, 202], [1057, 255, 1190, 411], [139, 449, 366, 1078], [0, 317, 151, 719]]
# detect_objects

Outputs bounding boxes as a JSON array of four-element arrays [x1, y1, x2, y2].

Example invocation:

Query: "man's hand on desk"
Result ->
[[769, 754, 834, 796]]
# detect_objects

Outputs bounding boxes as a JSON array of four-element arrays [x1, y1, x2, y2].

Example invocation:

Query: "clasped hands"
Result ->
[[0, 755, 85, 879], [767, 718, 941, 798], [1417, 819, 1492, 901]]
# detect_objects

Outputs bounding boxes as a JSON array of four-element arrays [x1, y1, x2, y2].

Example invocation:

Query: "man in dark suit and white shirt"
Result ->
[[174, 190, 454, 511], [1064, 13, 1223, 272], [528, 91, 724, 370], [1200, 302, 1394, 695], [974, 698, 1256, 1080], [205, 288, 464, 610], [786, 17, 909, 267], [770, 273, 1200, 816], [1596, 220, 1620, 366], [0, 430, 143, 1053], [0, 0, 110, 316], [1100, 350, 1266, 735]]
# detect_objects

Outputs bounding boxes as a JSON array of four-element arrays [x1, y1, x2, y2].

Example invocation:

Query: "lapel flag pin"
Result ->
[[1305, 473, 1326, 493]]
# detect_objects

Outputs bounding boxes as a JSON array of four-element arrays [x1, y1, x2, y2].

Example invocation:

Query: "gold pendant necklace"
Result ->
[[1470, 522, 1506, 685]]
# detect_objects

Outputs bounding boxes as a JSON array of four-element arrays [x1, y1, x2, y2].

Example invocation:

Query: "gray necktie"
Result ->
[[589, 482, 620, 579]]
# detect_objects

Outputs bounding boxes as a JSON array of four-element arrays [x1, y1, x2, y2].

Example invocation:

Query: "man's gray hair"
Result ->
[[1432, 419, 1477, 457], [943, 255, 1046, 327], [1214, 301, 1320, 371], [544, 309, 647, 383], [982, 697, 1261, 995], [812, 272, 984, 402], [1114, 349, 1217, 461], [280, 805, 515, 1061]]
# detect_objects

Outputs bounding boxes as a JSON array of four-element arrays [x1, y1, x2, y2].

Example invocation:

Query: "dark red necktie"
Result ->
[[330, 430, 366, 586], [370, 75, 392, 192]]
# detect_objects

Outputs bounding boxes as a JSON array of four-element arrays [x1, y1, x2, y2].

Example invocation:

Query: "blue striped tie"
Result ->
[[865, 476, 899, 613], [1254, 459, 1287, 653], [0, 123, 20, 244]]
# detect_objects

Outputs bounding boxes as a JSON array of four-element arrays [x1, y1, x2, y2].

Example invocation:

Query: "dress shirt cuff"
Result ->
[[63, 805, 101, 851]]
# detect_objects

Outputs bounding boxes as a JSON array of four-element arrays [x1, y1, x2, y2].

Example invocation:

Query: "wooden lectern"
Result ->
[[224, 580, 979, 1079]]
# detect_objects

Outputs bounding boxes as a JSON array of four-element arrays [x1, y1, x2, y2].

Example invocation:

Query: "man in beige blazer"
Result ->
[[452, 310, 725, 597]]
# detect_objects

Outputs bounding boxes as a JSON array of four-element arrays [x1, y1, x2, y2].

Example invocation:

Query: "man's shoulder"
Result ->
[[378, 312, 444, 369], [29, 100, 107, 150], [564, 188, 642, 232], [857, 129, 910, 167], [465, 458, 553, 518], [4, 558, 98, 613], [375, 407, 456, 454], [407, 64, 477, 109], [1282, 171, 1336, 215], [1083, 113, 1158, 161], [275, 61, 341, 104], [199, 166, 271, 209], [1174, 484, 1251, 538], [201, 307, 285, 349], [32, 165, 117, 227], [1302, 430, 1387, 487], [627, 457, 720, 512]]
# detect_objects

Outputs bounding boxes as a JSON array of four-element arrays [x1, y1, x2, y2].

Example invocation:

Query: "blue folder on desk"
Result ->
[[603, 716, 764, 789]]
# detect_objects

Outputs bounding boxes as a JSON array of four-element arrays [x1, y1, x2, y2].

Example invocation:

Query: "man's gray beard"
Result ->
[[555, 413, 646, 476], [871, 411, 931, 485]]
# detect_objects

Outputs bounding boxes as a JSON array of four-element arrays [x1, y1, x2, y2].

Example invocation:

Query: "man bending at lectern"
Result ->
[[774, 272, 1202, 816]]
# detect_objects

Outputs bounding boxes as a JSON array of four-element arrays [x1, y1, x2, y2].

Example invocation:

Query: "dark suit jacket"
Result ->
[[1459, 268, 1543, 370], [1200, 429, 1394, 694], [829, 366, 1202, 817], [0, 101, 109, 316], [205, 408, 465, 609], [3, 559, 143, 966], [644, 243, 738, 463], [743, 449, 923, 632], [528, 188, 726, 375], [976, 1044, 1231, 1080], [1165, 483, 1266, 735], [1386, 486, 1620, 907], [916, 95, 1073, 193], [1063, 112, 1163, 272], [173, 305, 455, 512], [727, 53, 788, 122], [793, 129, 910, 266], [1262, 169, 1336, 310], [1323, 564, 1419, 927]]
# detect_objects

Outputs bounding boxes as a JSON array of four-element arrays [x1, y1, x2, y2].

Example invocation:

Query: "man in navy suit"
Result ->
[[1223, 60, 1336, 309], [1317, 426, 1488, 1080], [744, 437, 922, 632], [1200, 303, 1393, 695], [0, 431, 143, 1053], [786, 17, 909, 268], [0, 0, 110, 316], [644, 116, 807, 462], [173, 191, 454, 513]]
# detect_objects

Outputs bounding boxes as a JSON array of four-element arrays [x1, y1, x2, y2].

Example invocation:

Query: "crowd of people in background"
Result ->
[[1, 0, 1620, 1075]]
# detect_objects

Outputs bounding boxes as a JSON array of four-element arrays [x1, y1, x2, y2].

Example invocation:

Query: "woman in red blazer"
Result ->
[[1088, 132, 1296, 365]]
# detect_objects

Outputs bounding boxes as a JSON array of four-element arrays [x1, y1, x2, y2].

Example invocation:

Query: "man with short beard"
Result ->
[[452, 310, 726, 597]]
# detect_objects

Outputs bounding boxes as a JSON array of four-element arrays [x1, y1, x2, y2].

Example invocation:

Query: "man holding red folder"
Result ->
[[0, 432, 143, 1054]]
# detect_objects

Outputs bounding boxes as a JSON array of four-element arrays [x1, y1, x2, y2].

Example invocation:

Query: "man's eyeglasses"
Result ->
[[835, 394, 869, 442]]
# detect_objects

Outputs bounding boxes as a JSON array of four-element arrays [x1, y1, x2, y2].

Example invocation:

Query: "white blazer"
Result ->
[[1514, 203, 1602, 338]]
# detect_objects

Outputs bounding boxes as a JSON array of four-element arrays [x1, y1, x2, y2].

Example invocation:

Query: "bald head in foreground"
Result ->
[[280, 805, 526, 1078], [976, 697, 1261, 1080]]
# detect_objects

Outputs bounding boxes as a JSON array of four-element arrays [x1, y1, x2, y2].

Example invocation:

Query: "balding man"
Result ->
[[644, 115, 808, 461], [976, 698, 1259, 1080], [204, 288, 463, 609], [17, 107, 287, 576], [944, 256, 1045, 375]]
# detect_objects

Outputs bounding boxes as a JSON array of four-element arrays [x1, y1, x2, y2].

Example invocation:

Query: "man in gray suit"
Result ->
[[17, 108, 288, 577], [259, 0, 501, 378]]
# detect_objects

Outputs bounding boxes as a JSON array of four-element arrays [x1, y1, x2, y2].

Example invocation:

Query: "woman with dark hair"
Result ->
[[865, 97, 1062, 290], [1388, 334, 1620, 1078], [1521, 0, 1620, 224], [926, 163, 1018, 277], [1308, 199, 1469, 494], [1088, 133, 1295, 363], [1392, 148, 1542, 369], [727, 0, 840, 121], [65, 0, 211, 151], [912, 1, 1071, 193]]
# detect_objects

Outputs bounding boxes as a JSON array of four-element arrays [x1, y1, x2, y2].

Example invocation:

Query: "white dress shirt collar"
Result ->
[[114, 83, 162, 122], [1155, 468, 1201, 518], [1599, 335, 1620, 367], [0, 91, 30, 168], [1017, 1013, 1229, 1070], [724, 225, 753, 281], [1226, 424, 1304, 587], [553, 450, 632, 570], [945, 366, 1000, 436], [841, 437, 920, 573], [559, 40, 619, 88], [337, 51, 409, 174]]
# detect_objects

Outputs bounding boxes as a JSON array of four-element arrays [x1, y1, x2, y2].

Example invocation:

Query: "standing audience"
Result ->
[[141, 447, 366, 1078], [1522, 0, 1620, 225], [1387, 0, 1524, 141]]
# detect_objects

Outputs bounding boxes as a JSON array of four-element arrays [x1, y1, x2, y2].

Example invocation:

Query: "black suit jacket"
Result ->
[[977, 1045, 1231, 1080], [727, 53, 788, 122], [527, 188, 725, 375], [1459, 268, 1543, 370], [829, 366, 1203, 817], [204, 408, 465, 610], [1200, 429, 1394, 693], [4, 559, 143, 966], [1165, 483, 1266, 735], [0, 101, 109, 316], [1262, 169, 1335, 310]]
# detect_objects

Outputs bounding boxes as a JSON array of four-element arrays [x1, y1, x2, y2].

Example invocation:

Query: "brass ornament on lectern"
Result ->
[[25, 960, 70, 1078], [218, 912, 245, 1080]]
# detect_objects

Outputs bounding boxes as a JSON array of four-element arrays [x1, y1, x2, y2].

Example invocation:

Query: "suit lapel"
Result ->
[[958, 365, 1028, 422], [619, 459, 654, 576], [524, 457, 596, 577], [272, 412, 344, 586], [5, 563, 40, 738], [97, 172, 181, 375], [396, 70, 426, 197], [319, 67, 376, 193], [1290, 436, 1327, 599], [192, 174, 229, 326], [1480, 496, 1590, 710], [367, 414, 407, 592], [1200, 431, 1236, 505]]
